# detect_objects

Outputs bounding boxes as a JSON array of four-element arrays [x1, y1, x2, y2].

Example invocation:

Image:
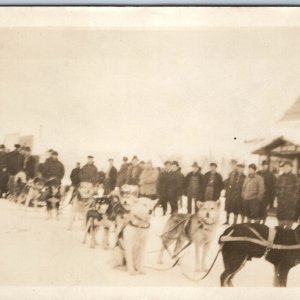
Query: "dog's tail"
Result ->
[[180, 244, 224, 281]]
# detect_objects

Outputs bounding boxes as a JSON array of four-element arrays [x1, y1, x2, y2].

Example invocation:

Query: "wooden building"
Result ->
[[252, 136, 300, 173]]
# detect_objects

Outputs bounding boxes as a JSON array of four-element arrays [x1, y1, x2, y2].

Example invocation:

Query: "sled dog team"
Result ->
[[11, 179, 300, 287]]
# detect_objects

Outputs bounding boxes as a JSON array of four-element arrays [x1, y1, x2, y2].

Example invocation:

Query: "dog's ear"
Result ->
[[196, 201, 204, 209], [215, 200, 221, 207]]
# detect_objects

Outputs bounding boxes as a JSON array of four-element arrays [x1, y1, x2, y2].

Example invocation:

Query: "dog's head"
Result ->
[[196, 200, 220, 225], [32, 178, 45, 191], [78, 181, 95, 199], [120, 184, 139, 198], [93, 196, 111, 214], [129, 197, 157, 222]]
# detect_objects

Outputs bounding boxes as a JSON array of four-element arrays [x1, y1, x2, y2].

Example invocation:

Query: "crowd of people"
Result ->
[[0, 143, 300, 229]]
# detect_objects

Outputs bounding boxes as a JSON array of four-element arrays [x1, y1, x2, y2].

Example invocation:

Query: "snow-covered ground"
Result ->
[[0, 197, 299, 287]]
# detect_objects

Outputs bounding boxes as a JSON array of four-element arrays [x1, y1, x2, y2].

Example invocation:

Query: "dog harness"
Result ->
[[160, 215, 215, 259], [219, 225, 300, 251], [114, 215, 151, 251]]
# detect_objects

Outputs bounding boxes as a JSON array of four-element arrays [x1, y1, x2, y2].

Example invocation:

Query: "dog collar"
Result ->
[[129, 219, 150, 229]]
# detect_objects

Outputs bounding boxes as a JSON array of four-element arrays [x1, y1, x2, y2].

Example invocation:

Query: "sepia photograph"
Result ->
[[0, 6, 300, 296]]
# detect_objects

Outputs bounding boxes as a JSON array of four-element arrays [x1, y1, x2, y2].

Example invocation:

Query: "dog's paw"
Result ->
[[129, 270, 138, 276], [137, 270, 146, 275]]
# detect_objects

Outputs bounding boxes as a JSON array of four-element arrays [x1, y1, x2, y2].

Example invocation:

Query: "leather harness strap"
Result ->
[[220, 226, 300, 251]]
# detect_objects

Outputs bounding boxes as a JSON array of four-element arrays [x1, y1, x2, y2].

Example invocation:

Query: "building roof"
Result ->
[[252, 135, 300, 157], [280, 96, 300, 122]]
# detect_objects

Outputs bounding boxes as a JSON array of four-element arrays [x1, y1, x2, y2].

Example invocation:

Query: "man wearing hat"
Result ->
[[242, 164, 265, 223], [103, 158, 118, 195], [275, 160, 298, 229], [23, 147, 36, 180], [184, 162, 203, 213], [200, 162, 223, 202], [116, 156, 130, 188], [7, 144, 25, 197], [257, 160, 277, 224], [79, 156, 98, 185], [224, 162, 246, 224], [156, 161, 172, 215], [139, 160, 159, 200], [165, 161, 184, 214], [42, 151, 65, 184], [126, 155, 143, 186]]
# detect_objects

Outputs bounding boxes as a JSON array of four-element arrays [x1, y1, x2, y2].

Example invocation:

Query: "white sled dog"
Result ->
[[112, 196, 157, 275], [158, 200, 220, 272]]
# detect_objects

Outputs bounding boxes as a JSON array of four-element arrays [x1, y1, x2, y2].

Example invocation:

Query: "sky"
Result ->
[[0, 8, 300, 170]]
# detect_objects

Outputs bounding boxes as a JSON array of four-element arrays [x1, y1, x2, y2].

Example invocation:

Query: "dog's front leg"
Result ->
[[135, 231, 147, 274], [194, 236, 202, 272], [157, 244, 165, 265], [68, 210, 76, 230], [103, 227, 109, 249], [200, 242, 210, 272], [90, 221, 95, 248], [123, 226, 136, 275], [82, 218, 91, 244]]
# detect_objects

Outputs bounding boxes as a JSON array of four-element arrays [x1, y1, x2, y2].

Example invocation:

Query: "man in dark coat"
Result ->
[[0, 145, 9, 197], [224, 162, 246, 225], [38, 149, 53, 178], [42, 151, 65, 184], [200, 162, 224, 202], [166, 161, 184, 214], [97, 169, 106, 185], [7, 144, 25, 196], [257, 160, 277, 224], [126, 156, 143, 186], [8, 144, 24, 176], [156, 161, 172, 215], [70, 162, 81, 187], [0, 144, 8, 171], [276, 161, 299, 229], [184, 162, 203, 213], [116, 157, 129, 188], [79, 156, 98, 185], [103, 158, 118, 195], [0, 166, 9, 197], [23, 147, 36, 180]]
